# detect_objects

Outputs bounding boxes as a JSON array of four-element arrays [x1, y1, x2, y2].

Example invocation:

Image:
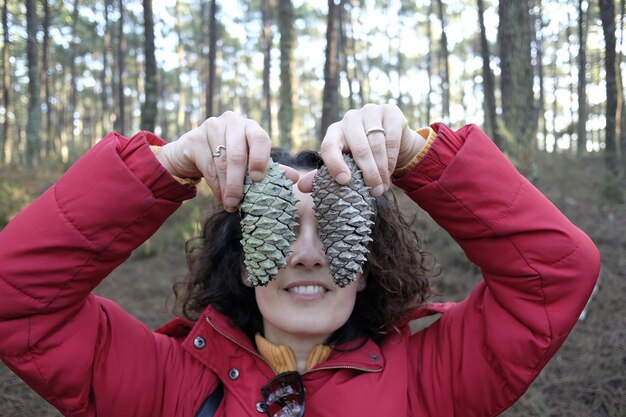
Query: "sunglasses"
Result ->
[[260, 371, 306, 417]]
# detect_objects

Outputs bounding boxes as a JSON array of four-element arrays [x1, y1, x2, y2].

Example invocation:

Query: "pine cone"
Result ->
[[240, 160, 299, 286], [312, 155, 375, 287]]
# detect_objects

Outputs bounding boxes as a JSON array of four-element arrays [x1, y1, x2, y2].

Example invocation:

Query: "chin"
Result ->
[[263, 313, 348, 343]]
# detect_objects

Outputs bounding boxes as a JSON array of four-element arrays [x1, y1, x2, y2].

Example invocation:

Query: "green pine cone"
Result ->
[[240, 160, 299, 286], [312, 155, 375, 287]]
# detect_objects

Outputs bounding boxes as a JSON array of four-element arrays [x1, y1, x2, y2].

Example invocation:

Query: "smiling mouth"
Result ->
[[287, 285, 327, 296]]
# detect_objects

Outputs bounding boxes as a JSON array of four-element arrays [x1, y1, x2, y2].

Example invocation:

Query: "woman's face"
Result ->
[[251, 180, 365, 346]]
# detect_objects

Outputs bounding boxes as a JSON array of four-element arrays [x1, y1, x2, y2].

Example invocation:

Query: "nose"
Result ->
[[288, 222, 327, 269]]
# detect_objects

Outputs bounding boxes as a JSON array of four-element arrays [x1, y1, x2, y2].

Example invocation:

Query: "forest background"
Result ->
[[1, 0, 625, 416]]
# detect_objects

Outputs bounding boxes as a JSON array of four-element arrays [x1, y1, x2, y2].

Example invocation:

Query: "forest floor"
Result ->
[[0, 152, 624, 417]]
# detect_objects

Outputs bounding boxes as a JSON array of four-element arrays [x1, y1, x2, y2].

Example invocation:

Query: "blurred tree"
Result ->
[[68, 0, 79, 161], [321, 0, 340, 141], [174, 0, 188, 132], [566, 6, 576, 147], [425, 1, 434, 124], [278, 0, 296, 148], [41, 0, 52, 155], [618, 0, 626, 166], [115, 0, 126, 135], [101, 0, 113, 137], [261, 0, 274, 135], [531, 0, 547, 147], [497, 0, 537, 150], [477, 0, 500, 147], [206, 0, 217, 118], [599, 0, 619, 177], [26, 0, 41, 167], [141, 0, 157, 131], [339, 0, 356, 109], [577, 0, 588, 155], [350, 1, 370, 107], [435, 0, 450, 122], [1, 0, 9, 165]]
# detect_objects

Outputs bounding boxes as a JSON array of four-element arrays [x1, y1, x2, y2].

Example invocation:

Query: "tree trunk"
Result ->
[[435, 0, 450, 122], [133, 53, 142, 129], [41, 0, 52, 157], [140, 0, 157, 131], [599, 0, 619, 177], [577, 0, 588, 155], [278, 0, 296, 149], [532, 0, 548, 148], [621, 0, 626, 166], [68, 0, 79, 160], [566, 8, 576, 150], [618, 0, 626, 166], [477, 0, 500, 147], [339, 0, 356, 109], [261, 0, 274, 136], [26, 0, 41, 167], [548, 58, 556, 150], [1, 0, 10, 165], [206, 0, 217, 118], [101, 0, 112, 137], [396, 44, 404, 105], [115, 0, 126, 134], [321, 0, 340, 141], [425, 1, 433, 123], [175, 0, 187, 132], [497, 0, 537, 147]]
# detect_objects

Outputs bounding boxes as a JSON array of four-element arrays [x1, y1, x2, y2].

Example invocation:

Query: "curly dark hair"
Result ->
[[174, 148, 433, 345]]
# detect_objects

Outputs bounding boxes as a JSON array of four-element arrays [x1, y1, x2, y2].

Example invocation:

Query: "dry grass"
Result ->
[[1, 153, 624, 417]]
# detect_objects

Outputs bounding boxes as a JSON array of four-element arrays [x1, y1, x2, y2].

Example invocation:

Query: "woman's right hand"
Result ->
[[155, 111, 296, 212]]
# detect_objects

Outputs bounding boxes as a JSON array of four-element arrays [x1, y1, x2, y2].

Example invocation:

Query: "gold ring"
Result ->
[[212, 145, 226, 157], [365, 127, 385, 136]]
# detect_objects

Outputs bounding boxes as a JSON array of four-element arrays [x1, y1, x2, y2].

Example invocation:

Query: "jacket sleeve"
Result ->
[[393, 124, 601, 416], [0, 132, 217, 417]]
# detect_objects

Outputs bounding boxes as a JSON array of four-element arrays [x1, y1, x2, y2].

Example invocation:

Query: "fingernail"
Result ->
[[336, 172, 350, 184], [249, 170, 264, 181], [372, 185, 384, 196]]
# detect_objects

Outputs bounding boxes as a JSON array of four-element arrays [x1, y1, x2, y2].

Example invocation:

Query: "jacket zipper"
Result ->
[[205, 316, 278, 374], [302, 365, 383, 375], [205, 316, 383, 376]]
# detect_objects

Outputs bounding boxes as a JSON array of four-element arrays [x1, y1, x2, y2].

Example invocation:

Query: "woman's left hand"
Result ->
[[299, 103, 425, 195]]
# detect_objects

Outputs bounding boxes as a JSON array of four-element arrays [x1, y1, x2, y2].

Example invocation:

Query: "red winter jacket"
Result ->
[[0, 123, 600, 417]]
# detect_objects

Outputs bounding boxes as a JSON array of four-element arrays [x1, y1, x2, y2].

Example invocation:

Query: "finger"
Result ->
[[202, 116, 228, 206], [222, 113, 248, 211], [361, 104, 390, 191], [320, 122, 351, 184], [342, 109, 384, 196], [179, 123, 222, 203], [382, 104, 404, 178], [199, 153, 223, 204], [245, 120, 271, 181], [296, 169, 316, 193], [281, 165, 301, 185]]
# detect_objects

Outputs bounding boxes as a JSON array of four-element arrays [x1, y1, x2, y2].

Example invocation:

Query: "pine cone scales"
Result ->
[[240, 160, 299, 286], [313, 155, 375, 287]]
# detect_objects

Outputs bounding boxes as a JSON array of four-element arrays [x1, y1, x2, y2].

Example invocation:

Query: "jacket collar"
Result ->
[[163, 305, 385, 375]]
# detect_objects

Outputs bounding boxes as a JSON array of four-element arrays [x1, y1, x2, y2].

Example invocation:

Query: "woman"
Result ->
[[0, 104, 600, 417]]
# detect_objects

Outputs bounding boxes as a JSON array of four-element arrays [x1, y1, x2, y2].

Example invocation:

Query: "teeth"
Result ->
[[290, 285, 325, 295]]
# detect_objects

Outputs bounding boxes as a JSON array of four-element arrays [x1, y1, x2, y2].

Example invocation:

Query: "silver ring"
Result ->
[[212, 144, 226, 157], [365, 127, 385, 136]]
